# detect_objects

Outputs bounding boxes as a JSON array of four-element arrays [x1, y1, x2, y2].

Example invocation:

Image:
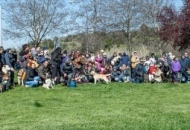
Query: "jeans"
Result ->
[[181, 71, 189, 81], [172, 72, 178, 82], [25, 76, 40, 87], [66, 73, 74, 87], [115, 75, 130, 82]]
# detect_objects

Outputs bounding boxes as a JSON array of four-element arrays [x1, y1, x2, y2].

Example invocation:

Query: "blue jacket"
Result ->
[[120, 54, 130, 67], [5, 52, 16, 68], [135, 63, 144, 80], [179, 58, 188, 72]]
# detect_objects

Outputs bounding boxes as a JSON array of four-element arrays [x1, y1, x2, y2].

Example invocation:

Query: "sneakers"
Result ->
[[25, 85, 30, 88], [124, 81, 130, 83]]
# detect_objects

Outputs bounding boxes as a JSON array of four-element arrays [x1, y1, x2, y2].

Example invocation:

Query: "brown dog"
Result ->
[[90, 71, 110, 84], [17, 69, 25, 86]]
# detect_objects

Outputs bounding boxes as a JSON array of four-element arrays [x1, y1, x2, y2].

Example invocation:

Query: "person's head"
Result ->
[[95, 53, 99, 57], [12, 48, 17, 55], [133, 51, 137, 56], [113, 66, 117, 71], [173, 57, 177, 61], [22, 44, 29, 51], [145, 55, 149, 61], [36, 46, 41, 52], [155, 64, 160, 70], [181, 55, 185, 59], [151, 53, 155, 58], [0, 46, 4, 54], [185, 52, 188, 58], [43, 60, 49, 67], [39, 50, 44, 56], [31, 63, 36, 69], [100, 49, 104, 54], [120, 64, 127, 70], [162, 53, 166, 58], [71, 50, 75, 55], [140, 58, 145, 64], [63, 50, 67, 54], [103, 52, 107, 57], [6, 48, 13, 54], [113, 52, 117, 57], [76, 50, 80, 54], [85, 53, 91, 58]]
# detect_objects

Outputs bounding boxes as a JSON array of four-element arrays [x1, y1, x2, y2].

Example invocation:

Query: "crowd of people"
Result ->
[[0, 44, 189, 92]]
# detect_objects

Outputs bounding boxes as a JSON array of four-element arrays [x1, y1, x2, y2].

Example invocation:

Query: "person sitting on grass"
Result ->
[[37, 60, 51, 88], [60, 60, 76, 87], [24, 63, 39, 87], [119, 64, 130, 82], [111, 66, 121, 82], [151, 64, 163, 83]]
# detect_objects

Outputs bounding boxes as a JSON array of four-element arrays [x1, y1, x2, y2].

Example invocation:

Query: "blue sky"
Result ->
[[2, 0, 184, 49]]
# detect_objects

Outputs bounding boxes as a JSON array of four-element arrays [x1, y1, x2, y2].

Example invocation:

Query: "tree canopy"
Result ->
[[157, 0, 190, 49]]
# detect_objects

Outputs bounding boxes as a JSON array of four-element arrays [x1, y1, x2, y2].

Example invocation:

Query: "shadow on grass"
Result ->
[[34, 101, 43, 107]]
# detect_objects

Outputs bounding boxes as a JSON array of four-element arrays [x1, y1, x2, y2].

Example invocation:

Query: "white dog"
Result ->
[[42, 78, 55, 89], [42, 73, 55, 89]]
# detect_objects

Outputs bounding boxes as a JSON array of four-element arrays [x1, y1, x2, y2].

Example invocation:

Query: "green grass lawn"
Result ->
[[1, 83, 190, 130]]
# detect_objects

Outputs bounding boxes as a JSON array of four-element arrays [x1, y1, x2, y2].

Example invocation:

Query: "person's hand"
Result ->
[[64, 73, 67, 78], [10, 67, 14, 72]]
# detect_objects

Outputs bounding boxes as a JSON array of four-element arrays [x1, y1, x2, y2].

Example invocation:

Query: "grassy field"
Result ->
[[0, 83, 190, 130]]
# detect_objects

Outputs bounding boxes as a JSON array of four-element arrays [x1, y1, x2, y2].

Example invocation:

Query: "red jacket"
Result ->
[[148, 65, 156, 74]]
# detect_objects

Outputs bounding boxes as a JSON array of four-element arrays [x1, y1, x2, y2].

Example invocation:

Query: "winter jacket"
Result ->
[[171, 60, 181, 72], [135, 63, 144, 81], [50, 47, 62, 66], [102, 56, 109, 68], [37, 64, 49, 80], [95, 57, 102, 71], [179, 58, 188, 72], [5, 52, 16, 68], [25, 67, 38, 81], [60, 62, 75, 76], [111, 70, 121, 79], [120, 54, 130, 67]]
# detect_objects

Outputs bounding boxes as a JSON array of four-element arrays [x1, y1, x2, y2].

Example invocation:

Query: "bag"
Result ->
[[69, 80, 76, 87]]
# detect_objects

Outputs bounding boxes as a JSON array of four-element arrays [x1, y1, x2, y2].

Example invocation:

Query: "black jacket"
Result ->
[[50, 47, 62, 66], [135, 63, 144, 80], [26, 67, 38, 81], [60, 62, 75, 76]]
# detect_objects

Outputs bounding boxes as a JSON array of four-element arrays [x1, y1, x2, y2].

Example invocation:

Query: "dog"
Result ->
[[1, 65, 11, 86], [42, 78, 55, 89], [17, 69, 25, 86], [2, 65, 11, 74], [90, 71, 111, 84], [42, 73, 55, 89]]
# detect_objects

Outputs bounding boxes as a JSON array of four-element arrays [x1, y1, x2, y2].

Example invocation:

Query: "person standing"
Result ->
[[171, 57, 181, 83], [50, 47, 62, 84], [4, 48, 17, 88]]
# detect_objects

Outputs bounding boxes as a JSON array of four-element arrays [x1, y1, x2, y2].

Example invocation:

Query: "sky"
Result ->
[[1, 0, 184, 49]]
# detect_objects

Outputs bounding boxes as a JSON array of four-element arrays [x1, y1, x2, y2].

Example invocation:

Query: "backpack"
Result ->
[[69, 80, 76, 87]]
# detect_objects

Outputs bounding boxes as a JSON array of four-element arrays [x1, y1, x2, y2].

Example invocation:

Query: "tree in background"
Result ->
[[3, 0, 68, 47], [157, 0, 190, 50]]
